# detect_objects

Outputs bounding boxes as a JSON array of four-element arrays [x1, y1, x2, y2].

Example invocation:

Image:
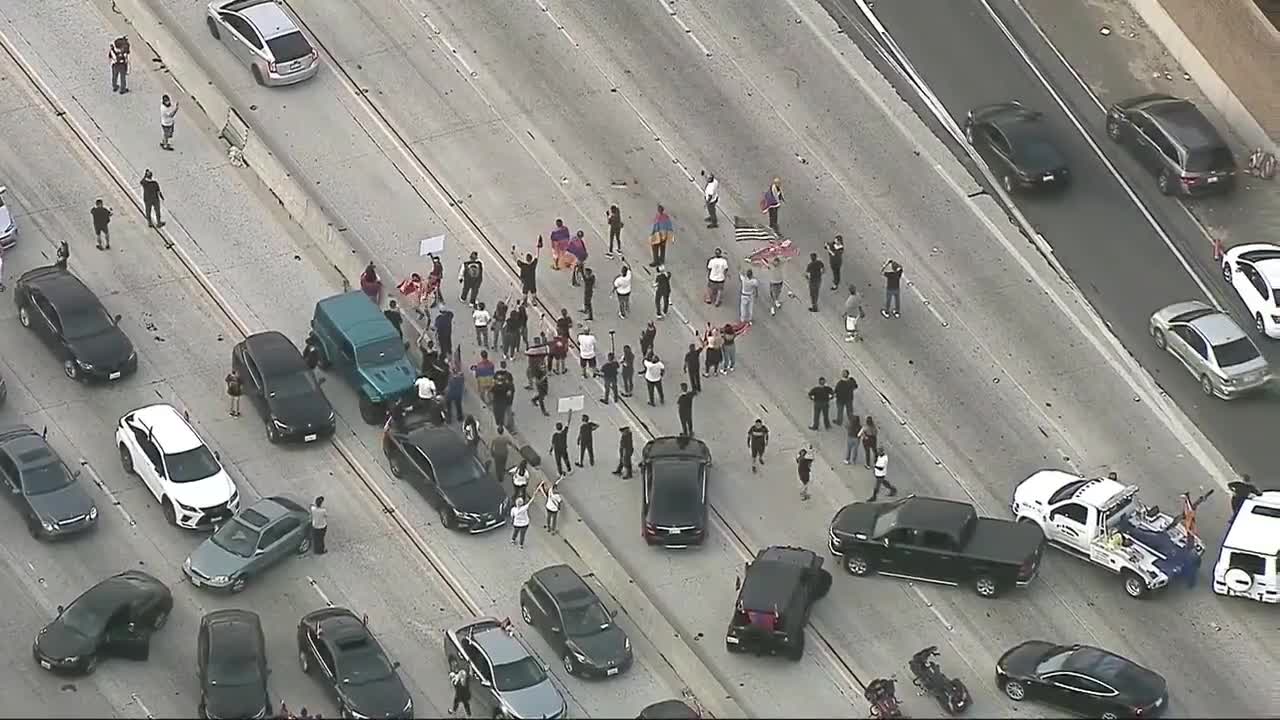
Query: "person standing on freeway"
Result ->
[[747, 419, 769, 472]]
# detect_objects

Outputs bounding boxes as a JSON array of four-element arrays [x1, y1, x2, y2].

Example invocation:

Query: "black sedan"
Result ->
[[0, 424, 98, 539], [520, 564, 633, 678], [964, 102, 1070, 193], [232, 331, 335, 443], [33, 570, 172, 674], [297, 607, 413, 719], [637, 700, 701, 719], [14, 266, 137, 382], [383, 423, 507, 533], [198, 609, 270, 719], [996, 641, 1168, 718], [641, 436, 711, 547]]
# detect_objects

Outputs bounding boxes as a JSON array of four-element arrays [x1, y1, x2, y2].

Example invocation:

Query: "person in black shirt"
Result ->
[[140, 169, 164, 229], [808, 377, 834, 430], [796, 445, 815, 501], [600, 352, 620, 404], [514, 244, 539, 302], [833, 369, 857, 426], [532, 364, 549, 416], [683, 343, 702, 393], [826, 235, 845, 291], [576, 415, 600, 466], [677, 382, 695, 436], [55, 241, 70, 270], [805, 253, 824, 312], [654, 265, 672, 318], [551, 422, 571, 476], [492, 362, 516, 432], [747, 419, 769, 472], [612, 426, 634, 478], [91, 199, 113, 250], [581, 266, 596, 320], [555, 309, 573, 339], [459, 252, 483, 306], [639, 321, 657, 359], [384, 300, 404, 339], [620, 345, 636, 397], [605, 205, 624, 257], [882, 259, 903, 318]]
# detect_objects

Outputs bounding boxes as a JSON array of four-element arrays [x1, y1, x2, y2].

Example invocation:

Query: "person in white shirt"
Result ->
[[511, 460, 531, 502], [577, 326, 598, 378], [612, 266, 632, 318], [543, 483, 563, 533], [415, 375, 437, 401], [871, 448, 898, 501], [703, 171, 720, 228], [706, 249, 730, 306], [739, 265, 760, 324], [472, 302, 491, 349], [510, 497, 531, 547], [159, 94, 179, 150], [643, 354, 665, 406]]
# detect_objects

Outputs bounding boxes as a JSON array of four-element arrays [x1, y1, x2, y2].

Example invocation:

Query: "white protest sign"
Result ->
[[419, 234, 446, 257], [557, 395, 585, 414]]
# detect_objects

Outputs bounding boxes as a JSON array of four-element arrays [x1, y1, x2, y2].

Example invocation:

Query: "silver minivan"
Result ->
[[1150, 300, 1271, 399], [205, 0, 318, 87]]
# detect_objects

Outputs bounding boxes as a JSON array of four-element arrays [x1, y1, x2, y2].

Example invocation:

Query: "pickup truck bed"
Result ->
[[967, 518, 1045, 566]]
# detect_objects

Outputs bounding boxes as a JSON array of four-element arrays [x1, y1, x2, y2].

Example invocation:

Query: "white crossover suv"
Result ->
[[116, 404, 239, 529], [1222, 242, 1280, 339]]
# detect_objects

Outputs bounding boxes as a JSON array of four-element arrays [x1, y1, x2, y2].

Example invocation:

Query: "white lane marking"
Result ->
[[654, 0, 713, 57], [307, 576, 335, 607], [909, 583, 955, 631], [129, 693, 155, 720], [530, 0, 577, 46], [418, 12, 479, 77], [973, 0, 1220, 308], [79, 459, 137, 528]]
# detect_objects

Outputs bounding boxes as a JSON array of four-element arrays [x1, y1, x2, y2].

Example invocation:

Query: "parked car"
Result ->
[[14, 266, 137, 382], [382, 423, 507, 533], [519, 564, 632, 678], [637, 700, 701, 719], [829, 494, 1044, 598], [197, 609, 270, 719], [232, 331, 335, 443], [1149, 300, 1270, 399], [641, 436, 711, 547], [205, 0, 319, 86], [33, 570, 172, 674], [0, 424, 98, 539], [725, 546, 831, 661], [1213, 490, 1280, 604], [444, 617, 567, 720], [1106, 93, 1236, 195], [309, 291, 416, 424], [184, 496, 311, 592], [1221, 242, 1280, 339], [963, 102, 1070, 192], [297, 607, 413, 719], [996, 641, 1168, 717], [0, 184, 16, 249], [116, 404, 239, 529]]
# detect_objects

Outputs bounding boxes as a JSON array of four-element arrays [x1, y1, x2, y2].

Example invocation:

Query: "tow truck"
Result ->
[[1012, 470, 1205, 599]]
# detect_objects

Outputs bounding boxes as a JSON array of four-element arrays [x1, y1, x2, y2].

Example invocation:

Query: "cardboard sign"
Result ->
[[557, 395, 585, 414], [419, 234, 446, 257]]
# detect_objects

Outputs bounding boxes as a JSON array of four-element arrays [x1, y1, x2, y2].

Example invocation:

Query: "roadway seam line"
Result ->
[[129, 693, 155, 720], [79, 458, 138, 528], [653, 0, 714, 57], [307, 575, 335, 607]]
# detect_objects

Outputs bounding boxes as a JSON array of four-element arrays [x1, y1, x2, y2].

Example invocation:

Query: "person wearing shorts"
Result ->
[[747, 419, 769, 473], [577, 327, 598, 378]]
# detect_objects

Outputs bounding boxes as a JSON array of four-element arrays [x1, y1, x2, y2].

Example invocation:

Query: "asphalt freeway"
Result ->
[[55, 0, 1278, 716], [832, 0, 1280, 484], [0, 8, 685, 717]]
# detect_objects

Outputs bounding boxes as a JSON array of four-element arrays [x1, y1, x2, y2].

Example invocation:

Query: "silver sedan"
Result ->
[[1150, 300, 1271, 399]]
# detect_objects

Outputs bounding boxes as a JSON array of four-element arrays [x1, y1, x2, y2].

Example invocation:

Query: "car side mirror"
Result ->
[[213, 451, 220, 462], [72, 468, 81, 479], [9, 486, 19, 494], [56, 605, 64, 615], [0, 185, 7, 194], [113, 314, 122, 326], [392, 661, 401, 670], [255, 548, 267, 556], [609, 609, 618, 619], [734, 575, 741, 591]]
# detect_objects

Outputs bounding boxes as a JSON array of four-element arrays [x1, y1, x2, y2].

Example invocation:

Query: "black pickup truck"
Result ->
[[828, 495, 1045, 598]]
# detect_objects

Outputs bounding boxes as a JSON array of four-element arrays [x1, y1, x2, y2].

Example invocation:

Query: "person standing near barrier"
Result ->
[[639, 321, 657, 360], [109, 36, 130, 94], [309, 496, 328, 554], [490, 426, 512, 483], [159, 94, 179, 151], [581, 266, 597, 321], [577, 415, 599, 467], [613, 427, 634, 478], [600, 352, 620, 404], [91, 199, 113, 250], [551, 422, 572, 477], [141, 170, 165, 229]]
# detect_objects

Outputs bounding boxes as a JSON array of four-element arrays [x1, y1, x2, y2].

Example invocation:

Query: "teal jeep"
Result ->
[[309, 291, 416, 424]]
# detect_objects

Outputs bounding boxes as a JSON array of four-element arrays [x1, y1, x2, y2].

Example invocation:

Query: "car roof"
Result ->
[[315, 292, 398, 346], [1139, 98, 1224, 148], [1187, 312, 1247, 345], [643, 436, 711, 462], [531, 564, 595, 604], [741, 546, 817, 610], [127, 404, 204, 453], [1223, 492, 1280, 556], [203, 608, 263, 646], [404, 425, 468, 457], [885, 496, 975, 538], [1253, 259, 1280, 286], [79, 570, 168, 610], [243, 331, 308, 376], [222, 0, 299, 39], [310, 608, 372, 644], [0, 425, 57, 468], [468, 621, 532, 665], [1073, 477, 1130, 508], [638, 700, 700, 719], [17, 266, 98, 305], [243, 495, 304, 524]]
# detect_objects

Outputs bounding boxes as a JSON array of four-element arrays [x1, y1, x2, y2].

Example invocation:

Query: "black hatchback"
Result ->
[[641, 436, 712, 548], [33, 570, 172, 674], [14, 266, 137, 382], [996, 641, 1168, 718], [232, 331, 335, 444], [1107, 94, 1236, 196], [964, 102, 1070, 193], [198, 609, 270, 719], [520, 564, 633, 678]]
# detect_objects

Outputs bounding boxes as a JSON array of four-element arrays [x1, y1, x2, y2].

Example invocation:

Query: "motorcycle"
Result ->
[[909, 646, 971, 715], [865, 677, 905, 718]]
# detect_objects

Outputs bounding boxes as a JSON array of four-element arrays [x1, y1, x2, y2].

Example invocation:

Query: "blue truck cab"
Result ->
[[309, 291, 416, 424]]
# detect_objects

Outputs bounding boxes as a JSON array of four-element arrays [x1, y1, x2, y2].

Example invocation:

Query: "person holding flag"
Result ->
[[566, 230, 589, 286], [649, 204, 674, 267], [761, 177, 784, 234], [549, 219, 571, 270]]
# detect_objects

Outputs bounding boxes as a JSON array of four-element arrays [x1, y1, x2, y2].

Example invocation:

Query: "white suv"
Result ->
[[116, 404, 239, 529], [1222, 243, 1280, 339]]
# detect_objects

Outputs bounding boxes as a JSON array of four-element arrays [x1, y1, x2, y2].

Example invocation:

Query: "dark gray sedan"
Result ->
[[0, 425, 98, 539], [183, 496, 311, 592]]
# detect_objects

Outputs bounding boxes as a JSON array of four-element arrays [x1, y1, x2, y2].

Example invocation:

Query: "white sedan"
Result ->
[[116, 404, 239, 529], [1222, 243, 1280, 339]]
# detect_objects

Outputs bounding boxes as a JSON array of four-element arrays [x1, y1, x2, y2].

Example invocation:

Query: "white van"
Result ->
[[1213, 491, 1280, 603]]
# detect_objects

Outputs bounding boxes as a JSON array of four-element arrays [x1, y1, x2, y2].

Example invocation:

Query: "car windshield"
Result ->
[[164, 446, 221, 483], [210, 519, 260, 558], [493, 656, 547, 692], [439, 456, 486, 489], [561, 601, 612, 637], [355, 337, 404, 367], [1213, 337, 1261, 368], [265, 31, 312, 62], [1186, 146, 1234, 172], [870, 502, 905, 537], [61, 307, 114, 340], [21, 461, 74, 495], [336, 642, 395, 686], [267, 371, 319, 399], [1048, 479, 1089, 505]]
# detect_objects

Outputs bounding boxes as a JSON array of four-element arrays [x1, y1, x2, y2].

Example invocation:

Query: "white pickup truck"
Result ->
[[1012, 470, 1204, 599]]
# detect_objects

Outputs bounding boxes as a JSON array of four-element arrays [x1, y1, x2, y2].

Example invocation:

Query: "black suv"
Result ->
[[519, 564, 633, 678], [33, 570, 172, 674], [232, 331, 335, 444], [829, 495, 1044, 598], [14, 266, 137, 382], [725, 546, 831, 661], [0, 424, 98, 539], [382, 423, 508, 533], [1106, 94, 1236, 195], [964, 102, 1070, 193], [198, 609, 270, 719], [641, 436, 712, 547]]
